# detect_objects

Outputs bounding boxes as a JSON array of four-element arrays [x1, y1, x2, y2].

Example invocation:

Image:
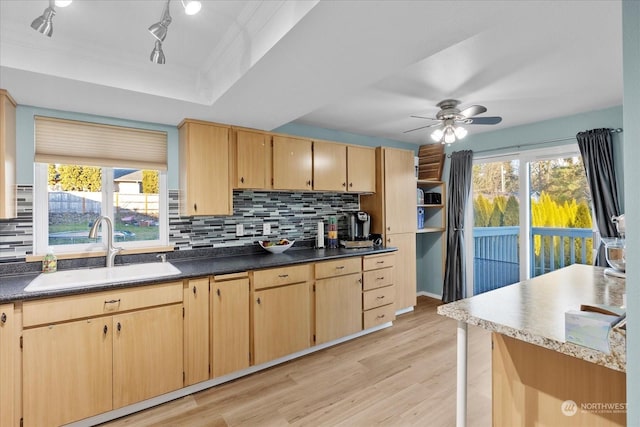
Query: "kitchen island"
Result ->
[[438, 264, 626, 427]]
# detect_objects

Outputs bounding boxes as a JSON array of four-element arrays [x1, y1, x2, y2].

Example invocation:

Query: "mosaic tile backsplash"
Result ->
[[0, 186, 360, 262]]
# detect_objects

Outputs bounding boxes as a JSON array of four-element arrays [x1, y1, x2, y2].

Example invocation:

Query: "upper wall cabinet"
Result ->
[[0, 89, 17, 219], [179, 120, 232, 216], [312, 140, 375, 193], [272, 135, 313, 191], [233, 128, 272, 190]]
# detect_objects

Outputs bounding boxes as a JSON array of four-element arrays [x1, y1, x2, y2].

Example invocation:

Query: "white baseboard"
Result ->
[[418, 290, 442, 300]]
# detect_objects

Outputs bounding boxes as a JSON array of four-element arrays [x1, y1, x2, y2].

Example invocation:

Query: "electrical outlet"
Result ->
[[263, 223, 271, 235], [236, 223, 244, 237]]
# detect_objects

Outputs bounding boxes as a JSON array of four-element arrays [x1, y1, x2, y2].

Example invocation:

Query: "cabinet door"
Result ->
[[179, 121, 231, 216], [184, 278, 210, 386], [387, 232, 417, 310], [211, 277, 250, 377], [23, 318, 113, 427], [0, 305, 15, 427], [0, 91, 16, 219], [253, 282, 311, 365], [236, 130, 271, 189], [315, 273, 363, 344], [313, 141, 347, 191], [384, 148, 417, 234], [272, 135, 313, 190], [113, 304, 183, 408], [347, 145, 376, 193]]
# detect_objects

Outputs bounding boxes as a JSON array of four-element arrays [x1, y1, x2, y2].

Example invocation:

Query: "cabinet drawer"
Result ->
[[362, 267, 394, 291], [315, 257, 361, 279], [363, 285, 395, 310], [363, 303, 396, 329], [253, 264, 313, 289], [363, 253, 395, 271], [23, 281, 183, 328]]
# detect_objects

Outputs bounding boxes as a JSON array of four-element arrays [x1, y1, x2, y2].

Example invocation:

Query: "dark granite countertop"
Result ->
[[0, 246, 397, 303]]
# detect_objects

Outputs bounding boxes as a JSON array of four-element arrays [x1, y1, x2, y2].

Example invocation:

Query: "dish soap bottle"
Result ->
[[42, 247, 57, 273]]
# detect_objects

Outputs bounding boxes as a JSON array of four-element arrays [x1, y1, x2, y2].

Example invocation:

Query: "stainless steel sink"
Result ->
[[24, 262, 182, 292]]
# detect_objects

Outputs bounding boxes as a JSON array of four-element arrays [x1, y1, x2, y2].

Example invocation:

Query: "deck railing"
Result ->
[[473, 226, 593, 294]]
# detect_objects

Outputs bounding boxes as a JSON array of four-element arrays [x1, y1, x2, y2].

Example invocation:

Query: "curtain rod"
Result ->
[[447, 127, 623, 157]]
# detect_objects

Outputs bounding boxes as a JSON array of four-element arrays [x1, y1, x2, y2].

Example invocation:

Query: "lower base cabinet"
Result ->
[[252, 282, 312, 365], [315, 273, 363, 344], [387, 233, 416, 310], [0, 304, 16, 427]]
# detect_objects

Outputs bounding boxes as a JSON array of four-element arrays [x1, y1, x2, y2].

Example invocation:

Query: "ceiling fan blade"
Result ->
[[403, 123, 441, 133], [459, 105, 487, 117], [467, 116, 502, 125], [410, 115, 438, 121]]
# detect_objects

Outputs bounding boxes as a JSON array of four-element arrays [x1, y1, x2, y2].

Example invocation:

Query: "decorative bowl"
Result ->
[[259, 239, 295, 254]]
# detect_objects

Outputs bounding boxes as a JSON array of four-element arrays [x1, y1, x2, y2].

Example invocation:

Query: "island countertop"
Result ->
[[437, 264, 626, 372]]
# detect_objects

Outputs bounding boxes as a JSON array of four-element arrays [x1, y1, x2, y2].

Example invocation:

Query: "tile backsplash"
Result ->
[[0, 186, 359, 262]]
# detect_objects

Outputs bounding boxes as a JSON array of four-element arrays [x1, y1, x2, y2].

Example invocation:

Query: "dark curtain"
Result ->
[[576, 128, 621, 266], [442, 150, 473, 303]]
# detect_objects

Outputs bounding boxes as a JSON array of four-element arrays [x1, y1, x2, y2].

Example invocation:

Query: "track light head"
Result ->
[[31, 1, 56, 37]]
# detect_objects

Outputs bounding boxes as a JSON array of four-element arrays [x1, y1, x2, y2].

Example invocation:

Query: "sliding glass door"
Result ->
[[466, 144, 594, 295]]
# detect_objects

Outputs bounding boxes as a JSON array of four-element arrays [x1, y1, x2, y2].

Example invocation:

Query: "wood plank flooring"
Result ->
[[102, 297, 491, 427]]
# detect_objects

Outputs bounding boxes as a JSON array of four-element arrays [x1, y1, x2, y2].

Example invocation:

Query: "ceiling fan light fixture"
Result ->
[[430, 128, 444, 142], [181, 0, 202, 15], [443, 127, 456, 144], [150, 40, 166, 64], [31, 1, 56, 37], [454, 126, 468, 139]]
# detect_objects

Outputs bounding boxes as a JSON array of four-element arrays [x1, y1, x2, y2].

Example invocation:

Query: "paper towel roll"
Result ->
[[316, 221, 325, 248]]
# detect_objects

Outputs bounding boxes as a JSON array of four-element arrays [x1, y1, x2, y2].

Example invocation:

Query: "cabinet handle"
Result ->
[[336, 266, 345, 270], [349, 182, 353, 188], [117, 322, 122, 332], [376, 261, 385, 265], [358, 278, 362, 284], [342, 182, 346, 187], [103, 325, 108, 335], [104, 299, 121, 304], [256, 297, 261, 305], [377, 314, 385, 319], [240, 177, 245, 184], [193, 286, 197, 295], [1, 313, 6, 324], [217, 288, 221, 296], [278, 274, 289, 278], [377, 296, 385, 300], [387, 238, 391, 243], [387, 226, 391, 231], [194, 203, 197, 212], [306, 180, 312, 186], [376, 276, 385, 280]]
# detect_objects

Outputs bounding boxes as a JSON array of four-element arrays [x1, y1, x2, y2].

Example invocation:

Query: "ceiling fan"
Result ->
[[404, 99, 502, 144]]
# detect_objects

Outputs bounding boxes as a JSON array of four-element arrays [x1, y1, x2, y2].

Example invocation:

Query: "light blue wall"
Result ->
[[622, 1, 639, 424], [15, 106, 179, 188]]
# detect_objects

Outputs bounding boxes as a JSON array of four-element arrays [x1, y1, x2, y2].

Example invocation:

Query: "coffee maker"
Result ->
[[342, 211, 373, 248]]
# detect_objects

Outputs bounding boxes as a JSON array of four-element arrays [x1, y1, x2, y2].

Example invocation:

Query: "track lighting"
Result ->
[[31, 0, 56, 37], [150, 40, 166, 64], [148, 0, 172, 42]]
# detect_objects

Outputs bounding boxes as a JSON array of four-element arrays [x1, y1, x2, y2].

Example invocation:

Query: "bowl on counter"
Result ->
[[259, 239, 295, 254]]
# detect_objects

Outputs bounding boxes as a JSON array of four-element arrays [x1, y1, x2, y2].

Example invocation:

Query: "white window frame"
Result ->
[[34, 163, 168, 256], [464, 142, 582, 296]]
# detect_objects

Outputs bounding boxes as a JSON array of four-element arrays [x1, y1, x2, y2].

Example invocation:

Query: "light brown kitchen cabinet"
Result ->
[[211, 273, 250, 378], [183, 277, 210, 386], [179, 119, 231, 216], [361, 147, 417, 311], [362, 253, 396, 328], [252, 264, 313, 365], [314, 259, 363, 344], [21, 282, 183, 427], [0, 304, 16, 427], [272, 134, 313, 191], [312, 141, 375, 193], [347, 145, 376, 192], [0, 89, 17, 219], [234, 128, 272, 190], [387, 233, 416, 310]]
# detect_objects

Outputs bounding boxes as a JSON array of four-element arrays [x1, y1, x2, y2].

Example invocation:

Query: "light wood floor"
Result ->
[[102, 297, 492, 427]]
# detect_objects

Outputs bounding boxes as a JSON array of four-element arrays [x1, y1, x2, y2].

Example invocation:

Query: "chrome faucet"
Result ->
[[89, 216, 122, 267]]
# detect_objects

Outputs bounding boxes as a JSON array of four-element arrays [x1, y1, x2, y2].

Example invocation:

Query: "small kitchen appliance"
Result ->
[[602, 214, 626, 278], [341, 211, 373, 248]]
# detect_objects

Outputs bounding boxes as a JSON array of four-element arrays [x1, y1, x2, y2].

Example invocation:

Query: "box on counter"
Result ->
[[565, 306, 625, 353]]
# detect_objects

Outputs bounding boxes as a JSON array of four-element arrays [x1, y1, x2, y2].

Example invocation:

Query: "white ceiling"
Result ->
[[0, 0, 623, 145]]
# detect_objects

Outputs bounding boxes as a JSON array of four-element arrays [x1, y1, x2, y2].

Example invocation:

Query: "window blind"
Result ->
[[34, 116, 168, 170]]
